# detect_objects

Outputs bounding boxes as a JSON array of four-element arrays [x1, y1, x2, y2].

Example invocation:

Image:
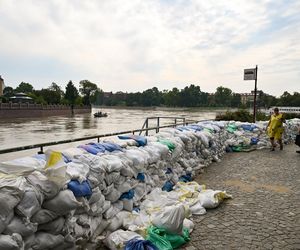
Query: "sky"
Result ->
[[0, 0, 299, 97]]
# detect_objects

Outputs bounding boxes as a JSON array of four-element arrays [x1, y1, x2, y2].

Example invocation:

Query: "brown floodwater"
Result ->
[[0, 107, 220, 161]]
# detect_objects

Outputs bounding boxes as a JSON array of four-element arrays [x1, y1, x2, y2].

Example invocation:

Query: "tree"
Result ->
[[65, 81, 79, 105], [15, 82, 34, 93], [79, 80, 98, 105], [231, 93, 241, 107], [3, 86, 14, 97], [214, 86, 232, 107]]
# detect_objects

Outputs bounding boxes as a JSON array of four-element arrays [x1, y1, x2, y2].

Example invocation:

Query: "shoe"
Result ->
[[296, 150, 300, 154], [270, 148, 275, 151], [280, 145, 283, 150]]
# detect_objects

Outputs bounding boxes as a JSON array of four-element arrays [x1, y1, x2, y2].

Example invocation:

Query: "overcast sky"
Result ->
[[0, 0, 299, 97]]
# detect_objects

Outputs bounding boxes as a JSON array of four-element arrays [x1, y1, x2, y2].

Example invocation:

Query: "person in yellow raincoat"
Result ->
[[266, 107, 285, 151]]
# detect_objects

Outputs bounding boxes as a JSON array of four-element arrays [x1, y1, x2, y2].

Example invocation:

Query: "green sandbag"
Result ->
[[158, 139, 176, 152], [226, 124, 237, 133], [147, 226, 190, 250]]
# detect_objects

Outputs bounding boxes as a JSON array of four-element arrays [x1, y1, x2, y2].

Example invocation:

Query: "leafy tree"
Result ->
[[79, 80, 98, 105], [141, 87, 161, 106], [65, 81, 79, 105], [231, 93, 241, 107], [90, 88, 104, 105], [179, 84, 202, 107], [15, 82, 34, 93], [3, 86, 14, 97], [214, 86, 232, 107]]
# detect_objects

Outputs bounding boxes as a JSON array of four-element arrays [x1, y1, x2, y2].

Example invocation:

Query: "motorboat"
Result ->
[[94, 111, 108, 118]]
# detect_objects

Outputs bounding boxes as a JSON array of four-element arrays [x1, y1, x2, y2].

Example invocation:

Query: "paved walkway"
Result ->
[[183, 144, 300, 250]]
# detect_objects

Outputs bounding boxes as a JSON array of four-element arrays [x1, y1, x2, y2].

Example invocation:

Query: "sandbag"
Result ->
[[104, 229, 144, 250], [152, 204, 186, 234], [31, 209, 58, 225], [0, 233, 23, 250], [67, 180, 92, 198], [4, 216, 37, 237], [31, 232, 64, 250], [43, 189, 82, 215], [198, 189, 232, 208], [125, 238, 158, 250], [38, 217, 65, 235]]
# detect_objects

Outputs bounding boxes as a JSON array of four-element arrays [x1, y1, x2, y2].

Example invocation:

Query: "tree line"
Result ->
[[1, 80, 300, 108]]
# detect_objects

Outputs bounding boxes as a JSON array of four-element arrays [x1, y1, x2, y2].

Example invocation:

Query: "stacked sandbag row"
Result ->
[[0, 119, 299, 249]]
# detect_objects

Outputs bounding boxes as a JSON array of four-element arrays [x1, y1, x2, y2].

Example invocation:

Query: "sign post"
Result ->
[[244, 66, 258, 123]]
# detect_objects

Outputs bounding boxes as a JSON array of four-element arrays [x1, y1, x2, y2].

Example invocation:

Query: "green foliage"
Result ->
[[79, 80, 98, 105], [216, 109, 269, 122], [15, 82, 34, 94], [65, 81, 79, 105], [3, 86, 14, 98]]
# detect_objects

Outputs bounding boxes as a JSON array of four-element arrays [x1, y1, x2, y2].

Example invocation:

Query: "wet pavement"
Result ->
[[183, 144, 300, 250]]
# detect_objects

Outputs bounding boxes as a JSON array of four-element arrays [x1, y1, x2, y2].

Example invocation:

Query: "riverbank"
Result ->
[[0, 103, 91, 118]]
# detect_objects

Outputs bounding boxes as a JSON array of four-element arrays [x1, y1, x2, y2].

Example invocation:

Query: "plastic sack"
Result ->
[[118, 135, 147, 147], [0, 233, 23, 250], [146, 226, 190, 250], [125, 238, 158, 250], [31, 232, 64, 250], [104, 229, 144, 250], [67, 180, 92, 197], [198, 189, 232, 208], [0, 156, 45, 175], [152, 204, 186, 234], [162, 181, 174, 192], [158, 139, 175, 152]]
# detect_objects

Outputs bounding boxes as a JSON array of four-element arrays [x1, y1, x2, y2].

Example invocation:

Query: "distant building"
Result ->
[[9, 92, 34, 103], [0, 75, 4, 96], [240, 90, 263, 104]]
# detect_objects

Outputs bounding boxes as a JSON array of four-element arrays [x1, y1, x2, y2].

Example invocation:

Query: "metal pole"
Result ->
[[253, 65, 258, 123]]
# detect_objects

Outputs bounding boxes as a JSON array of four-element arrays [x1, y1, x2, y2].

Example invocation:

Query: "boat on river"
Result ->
[[93, 111, 108, 118]]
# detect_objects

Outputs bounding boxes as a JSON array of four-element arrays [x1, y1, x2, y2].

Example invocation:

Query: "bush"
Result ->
[[216, 109, 269, 122]]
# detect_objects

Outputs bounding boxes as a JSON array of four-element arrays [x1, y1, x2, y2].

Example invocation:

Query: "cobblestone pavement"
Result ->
[[182, 144, 300, 250]]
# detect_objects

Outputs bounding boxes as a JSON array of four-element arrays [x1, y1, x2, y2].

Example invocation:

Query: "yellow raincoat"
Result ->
[[268, 113, 284, 140]]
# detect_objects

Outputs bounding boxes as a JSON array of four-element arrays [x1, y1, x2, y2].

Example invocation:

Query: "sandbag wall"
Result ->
[[0, 119, 299, 249]]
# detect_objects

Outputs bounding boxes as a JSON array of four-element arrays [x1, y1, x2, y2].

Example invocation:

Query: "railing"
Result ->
[[139, 116, 187, 135], [0, 117, 194, 155]]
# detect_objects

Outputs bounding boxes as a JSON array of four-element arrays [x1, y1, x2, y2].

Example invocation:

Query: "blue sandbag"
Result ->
[[101, 142, 123, 152], [162, 181, 174, 192], [125, 238, 159, 250], [241, 124, 257, 131], [179, 173, 192, 183], [120, 189, 135, 200], [251, 137, 259, 145], [137, 173, 145, 182], [78, 145, 101, 155], [165, 168, 173, 174], [118, 135, 147, 147], [67, 180, 92, 197], [88, 142, 106, 153]]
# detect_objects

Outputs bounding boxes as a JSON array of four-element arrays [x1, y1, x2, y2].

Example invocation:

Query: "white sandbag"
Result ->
[[31, 232, 64, 250], [189, 201, 206, 215], [61, 147, 86, 160], [106, 211, 131, 232], [0, 212, 14, 234], [66, 161, 90, 182], [0, 233, 23, 250], [198, 189, 232, 208], [15, 187, 42, 219], [98, 154, 124, 173], [91, 219, 110, 240], [4, 216, 37, 237], [26, 171, 60, 200], [44, 149, 68, 188], [104, 201, 123, 219], [105, 172, 121, 186], [152, 204, 187, 234], [31, 209, 58, 225], [0, 156, 45, 175], [115, 181, 132, 193], [105, 187, 121, 203], [43, 189, 82, 215], [88, 187, 103, 204], [122, 199, 134, 212], [38, 217, 65, 235], [104, 229, 143, 250], [183, 218, 194, 233]]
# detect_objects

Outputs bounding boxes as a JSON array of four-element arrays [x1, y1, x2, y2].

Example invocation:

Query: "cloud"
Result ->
[[0, 0, 299, 96]]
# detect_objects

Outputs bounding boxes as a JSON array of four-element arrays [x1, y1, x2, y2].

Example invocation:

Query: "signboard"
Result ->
[[244, 68, 256, 80]]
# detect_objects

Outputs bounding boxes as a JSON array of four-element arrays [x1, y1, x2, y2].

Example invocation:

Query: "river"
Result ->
[[0, 107, 222, 161]]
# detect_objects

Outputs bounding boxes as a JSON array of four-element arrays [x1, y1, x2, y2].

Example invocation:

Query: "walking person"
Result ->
[[296, 125, 300, 154], [266, 107, 285, 151]]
